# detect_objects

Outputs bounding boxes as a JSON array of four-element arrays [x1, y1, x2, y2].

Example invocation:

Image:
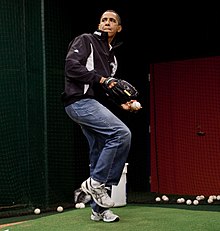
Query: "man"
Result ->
[[62, 10, 140, 222]]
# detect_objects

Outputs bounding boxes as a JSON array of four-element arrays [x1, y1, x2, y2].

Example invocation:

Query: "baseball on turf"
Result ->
[[79, 203, 85, 208], [193, 200, 199, 205], [162, 195, 169, 201], [75, 203, 81, 208], [75, 202, 85, 209], [130, 101, 141, 110], [34, 208, 41, 214], [186, 199, 192, 205], [57, 206, 63, 212]]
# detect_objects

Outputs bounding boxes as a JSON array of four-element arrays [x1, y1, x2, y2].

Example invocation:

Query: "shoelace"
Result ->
[[102, 210, 112, 216], [92, 184, 108, 198]]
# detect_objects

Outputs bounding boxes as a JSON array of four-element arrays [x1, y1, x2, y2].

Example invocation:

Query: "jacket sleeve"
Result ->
[[65, 34, 102, 84]]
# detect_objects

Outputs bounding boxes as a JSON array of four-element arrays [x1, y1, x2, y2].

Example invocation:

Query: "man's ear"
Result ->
[[98, 24, 101, 30], [117, 25, 122, 33]]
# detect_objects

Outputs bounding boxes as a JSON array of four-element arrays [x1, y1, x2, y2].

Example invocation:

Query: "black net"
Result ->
[[0, 0, 150, 218]]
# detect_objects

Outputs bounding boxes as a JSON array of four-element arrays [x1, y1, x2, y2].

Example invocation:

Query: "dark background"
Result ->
[[63, 1, 220, 62]]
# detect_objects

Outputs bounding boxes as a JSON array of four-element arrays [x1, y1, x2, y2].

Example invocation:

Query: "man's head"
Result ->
[[98, 10, 122, 43]]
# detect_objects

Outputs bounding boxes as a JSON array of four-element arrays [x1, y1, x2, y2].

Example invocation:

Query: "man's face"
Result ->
[[99, 12, 122, 38]]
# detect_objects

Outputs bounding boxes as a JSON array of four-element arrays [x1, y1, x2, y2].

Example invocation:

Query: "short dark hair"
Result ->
[[102, 9, 121, 25]]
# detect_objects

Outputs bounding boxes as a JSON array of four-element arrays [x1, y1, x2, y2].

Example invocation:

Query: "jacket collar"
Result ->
[[93, 30, 108, 41], [93, 30, 123, 49]]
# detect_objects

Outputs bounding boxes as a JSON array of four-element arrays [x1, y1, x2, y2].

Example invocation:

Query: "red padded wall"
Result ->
[[150, 56, 220, 196]]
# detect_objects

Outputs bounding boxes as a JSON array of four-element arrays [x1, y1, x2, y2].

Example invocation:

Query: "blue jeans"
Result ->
[[65, 98, 131, 186]]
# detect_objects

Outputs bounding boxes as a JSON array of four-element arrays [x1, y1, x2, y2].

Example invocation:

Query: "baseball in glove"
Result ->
[[102, 77, 139, 105]]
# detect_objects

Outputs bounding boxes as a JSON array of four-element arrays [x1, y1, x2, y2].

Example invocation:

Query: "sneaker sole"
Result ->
[[103, 216, 120, 222], [81, 181, 114, 208], [91, 215, 120, 222]]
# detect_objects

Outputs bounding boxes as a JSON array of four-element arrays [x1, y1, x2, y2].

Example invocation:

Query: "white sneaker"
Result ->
[[91, 209, 120, 222], [81, 177, 115, 208]]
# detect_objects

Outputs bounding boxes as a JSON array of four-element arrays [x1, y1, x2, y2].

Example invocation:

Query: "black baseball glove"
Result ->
[[102, 77, 139, 105]]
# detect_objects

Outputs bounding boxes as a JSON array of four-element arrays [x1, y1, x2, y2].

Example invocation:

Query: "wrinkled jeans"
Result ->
[[65, 98, 131, 186]]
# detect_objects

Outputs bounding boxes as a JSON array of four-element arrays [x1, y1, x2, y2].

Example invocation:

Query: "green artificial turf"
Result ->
[[1, 204, 220, 231]]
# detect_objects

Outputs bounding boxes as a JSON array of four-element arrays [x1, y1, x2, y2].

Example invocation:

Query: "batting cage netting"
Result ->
[[0, 0, 150, 218]]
